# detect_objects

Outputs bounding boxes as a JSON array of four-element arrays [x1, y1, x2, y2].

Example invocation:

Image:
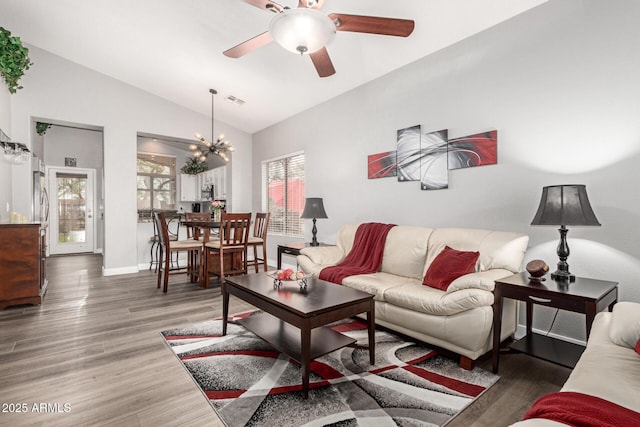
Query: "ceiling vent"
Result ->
[[226, 95, 245, 106]]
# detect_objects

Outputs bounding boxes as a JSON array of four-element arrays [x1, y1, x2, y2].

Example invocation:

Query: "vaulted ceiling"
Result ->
[[1, 0, 546, 134]]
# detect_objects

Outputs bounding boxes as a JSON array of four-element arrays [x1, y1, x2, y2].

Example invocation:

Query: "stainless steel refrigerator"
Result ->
[[32, 156, 49, 223]]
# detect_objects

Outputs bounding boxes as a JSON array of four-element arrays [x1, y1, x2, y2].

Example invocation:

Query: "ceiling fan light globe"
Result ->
[[269, 8, 335, 55]]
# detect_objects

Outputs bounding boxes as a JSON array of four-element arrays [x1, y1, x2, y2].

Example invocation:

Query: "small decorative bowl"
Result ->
[[266, 271, 311, 289]]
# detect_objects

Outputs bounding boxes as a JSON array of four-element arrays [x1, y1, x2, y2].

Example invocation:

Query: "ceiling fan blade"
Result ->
[[297, 0, 325, 9], [224, 31, 273, 58], [309, 48, 335, 78], [329, 13, 415, 37], [239, 0, 284, 13]]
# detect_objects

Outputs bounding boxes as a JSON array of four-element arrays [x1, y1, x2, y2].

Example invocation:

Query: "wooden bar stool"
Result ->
[[247, 212, 270, 273], [204, 212, 251, 293], [153, 211, 204, 292]]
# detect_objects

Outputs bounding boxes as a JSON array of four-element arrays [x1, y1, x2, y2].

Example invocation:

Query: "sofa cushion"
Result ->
[[423, 228, 529, 276], [342, 272, 414, 302], [609, 302, 640, 349], [423, 246, 479, 291], [380, 226, 432, 279], [336, 223, 359, 254], [636, 339, 640, 356], [383, 282, 495, 316], [445, 269, 514, 293]]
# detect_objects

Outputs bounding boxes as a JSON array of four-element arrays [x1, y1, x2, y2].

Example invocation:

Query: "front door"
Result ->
[[48, 167, 96, 255]]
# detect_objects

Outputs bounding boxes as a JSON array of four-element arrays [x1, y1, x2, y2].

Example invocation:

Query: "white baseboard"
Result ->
[[515, 325, 586, 346], [103, 265, 139, 276]]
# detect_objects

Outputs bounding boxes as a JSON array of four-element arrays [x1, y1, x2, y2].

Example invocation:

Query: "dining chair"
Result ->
[[153, 211, 204, 293], [247, 212, 270, 273], [204, 212, 251, 292], [149, 210, 180, 271]]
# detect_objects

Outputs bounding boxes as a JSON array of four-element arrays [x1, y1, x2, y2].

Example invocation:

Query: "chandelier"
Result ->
[[0, 129, 31, 165], [191, 89, 233, 162]]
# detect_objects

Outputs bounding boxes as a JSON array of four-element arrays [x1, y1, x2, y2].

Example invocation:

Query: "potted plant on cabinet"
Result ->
[[0, 27, 32, 94], [181, 157, 208, 175]]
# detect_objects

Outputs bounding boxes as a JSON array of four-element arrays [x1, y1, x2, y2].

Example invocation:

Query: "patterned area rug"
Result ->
[[161, 312, 498, 427]]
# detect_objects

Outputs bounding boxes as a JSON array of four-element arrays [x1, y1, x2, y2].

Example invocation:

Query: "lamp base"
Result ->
[[552, 225, 576, 283], [310, 218, 319, 247], [551, 270, 576, 282]]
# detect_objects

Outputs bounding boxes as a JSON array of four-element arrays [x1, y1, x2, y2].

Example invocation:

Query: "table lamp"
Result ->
[[530, 185, 600, 282], [300, 197, 328, 247]]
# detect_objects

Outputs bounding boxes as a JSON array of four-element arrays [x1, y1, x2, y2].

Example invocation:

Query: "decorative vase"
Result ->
[[213, 209, 221, 222]]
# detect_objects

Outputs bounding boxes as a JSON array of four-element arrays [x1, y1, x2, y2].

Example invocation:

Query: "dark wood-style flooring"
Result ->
[[0, 254, 570, 426]]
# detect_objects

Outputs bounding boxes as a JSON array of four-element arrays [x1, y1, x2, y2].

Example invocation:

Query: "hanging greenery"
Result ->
[[181, 157, 208, 175], [36, 122, 52, 136], [0, 27, 32, 94]]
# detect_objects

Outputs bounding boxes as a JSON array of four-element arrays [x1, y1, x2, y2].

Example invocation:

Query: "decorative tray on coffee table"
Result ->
[[267, 269, 311, 289]]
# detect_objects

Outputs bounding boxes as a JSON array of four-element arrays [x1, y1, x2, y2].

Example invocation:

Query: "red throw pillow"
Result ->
[[423, 246, 480, 291], [635, 338, 640, 356]]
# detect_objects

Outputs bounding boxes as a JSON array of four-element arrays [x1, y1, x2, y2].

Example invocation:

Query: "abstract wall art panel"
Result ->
[[367, 150, 397, 179], [368, 125, 497, 191], [396, 125, 422, 182], [421, 129, 449, 190], [448, 130, 498, 170]]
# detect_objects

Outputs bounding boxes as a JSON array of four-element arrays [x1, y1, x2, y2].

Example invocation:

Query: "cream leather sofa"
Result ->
[[297, 224, 529, 367], [511, 302, 640, 426]]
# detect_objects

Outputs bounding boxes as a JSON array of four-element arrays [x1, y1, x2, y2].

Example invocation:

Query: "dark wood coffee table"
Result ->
[[222, 273, 375, 398]]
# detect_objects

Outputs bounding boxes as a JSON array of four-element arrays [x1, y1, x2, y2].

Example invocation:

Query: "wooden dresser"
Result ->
[[0, 223, 47, 309]]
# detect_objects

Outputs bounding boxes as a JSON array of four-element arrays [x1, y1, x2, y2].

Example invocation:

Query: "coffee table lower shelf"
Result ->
[[237, 312, 357, 363], [509, 333, 585, 369]]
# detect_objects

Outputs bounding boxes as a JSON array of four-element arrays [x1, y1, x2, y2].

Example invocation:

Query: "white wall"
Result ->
[[253, 0, 640, 343], [10, 45, 252, 274], [0, 80, 12, 222]]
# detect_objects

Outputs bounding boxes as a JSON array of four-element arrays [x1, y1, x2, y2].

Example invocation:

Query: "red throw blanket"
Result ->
[[524, 391, 640, 427], [319, 222, 395, 285]]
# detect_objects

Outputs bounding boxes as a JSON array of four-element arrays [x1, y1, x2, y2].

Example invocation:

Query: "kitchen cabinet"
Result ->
[[211, 166, 227, 199], [180, 174, 198, 202], [0, 223, 47, 309], [179, 167, 226, 202]]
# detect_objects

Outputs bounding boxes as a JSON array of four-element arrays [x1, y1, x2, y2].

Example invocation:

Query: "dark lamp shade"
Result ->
[[300, 198, 328, 219], [531, 185, 601, 226]]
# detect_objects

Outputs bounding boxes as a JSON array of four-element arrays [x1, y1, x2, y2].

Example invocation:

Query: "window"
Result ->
[[137, 153, 176, 212], [262, 152, 304, 236]]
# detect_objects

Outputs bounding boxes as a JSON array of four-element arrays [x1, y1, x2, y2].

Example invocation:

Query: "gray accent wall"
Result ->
[[252, 0, 640, 343]]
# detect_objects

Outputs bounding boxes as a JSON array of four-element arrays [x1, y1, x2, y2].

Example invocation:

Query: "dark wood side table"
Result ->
[[277, 242, 329, 269], [492, 272, 618, 373]]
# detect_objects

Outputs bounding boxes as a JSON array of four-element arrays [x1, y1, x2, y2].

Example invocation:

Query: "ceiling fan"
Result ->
[[224, 0, 415, 78]]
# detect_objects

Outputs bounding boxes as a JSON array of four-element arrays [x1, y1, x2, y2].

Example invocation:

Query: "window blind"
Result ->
[[262, 152, 305, 236]]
